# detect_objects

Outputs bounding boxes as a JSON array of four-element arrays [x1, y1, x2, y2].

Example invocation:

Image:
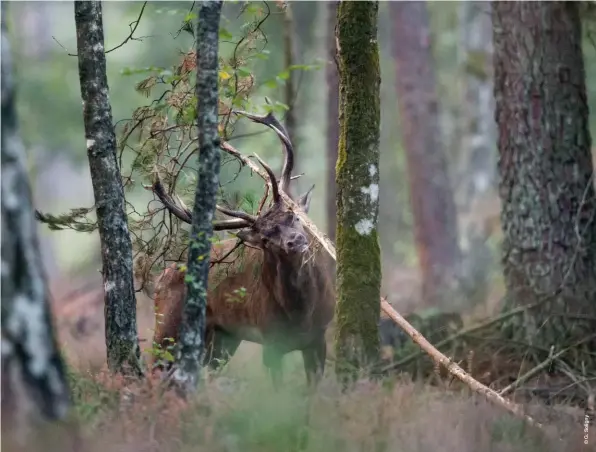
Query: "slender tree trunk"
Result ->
[[171, 0, 224, 393], [334, 0, 381, 380], [455, 1, 497, 305], [389, 1, 462, 309], [326, 0, 340, 243], [1, 8, 76, 449], [283, 2, 298, 175], [493, 2, 596, 358], [74, 1, 141, 376]]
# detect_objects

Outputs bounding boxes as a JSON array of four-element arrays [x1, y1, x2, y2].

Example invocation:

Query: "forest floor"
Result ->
[[18, 271, 587, 452]]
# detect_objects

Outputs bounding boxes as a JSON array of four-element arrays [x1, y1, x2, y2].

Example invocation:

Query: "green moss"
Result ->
[[333, 0, 382, 380]]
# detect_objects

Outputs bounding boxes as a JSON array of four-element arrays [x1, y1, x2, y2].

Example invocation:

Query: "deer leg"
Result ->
[[262, 346, 283, 390], [205, 327, 241, 372], [302, 335, 326, 390]]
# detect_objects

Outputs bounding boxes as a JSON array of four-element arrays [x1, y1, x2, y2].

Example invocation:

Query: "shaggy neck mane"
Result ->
[[261, 235, 319, 323]]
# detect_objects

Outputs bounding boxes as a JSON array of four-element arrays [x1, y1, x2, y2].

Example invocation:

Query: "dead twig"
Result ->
[[498, 334, 596, 397]]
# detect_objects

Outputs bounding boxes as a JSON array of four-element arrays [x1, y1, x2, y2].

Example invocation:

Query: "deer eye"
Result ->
[[264, 224, 280, 237]]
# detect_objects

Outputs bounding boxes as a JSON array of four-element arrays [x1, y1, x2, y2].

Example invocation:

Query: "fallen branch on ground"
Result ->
[[221, 137, 550, 434]]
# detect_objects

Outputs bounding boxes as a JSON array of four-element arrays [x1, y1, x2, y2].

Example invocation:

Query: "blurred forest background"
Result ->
[[6, 1, 596, 365]]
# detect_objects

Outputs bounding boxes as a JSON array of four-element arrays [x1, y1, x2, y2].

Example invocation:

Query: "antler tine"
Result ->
[[233, 109, 294, 196], [253, 152, 280, 205], [151, 174, 251, 230], [216, 205, 257, 223], [152, 176, 193, 224], [213, 219, 252, 231]]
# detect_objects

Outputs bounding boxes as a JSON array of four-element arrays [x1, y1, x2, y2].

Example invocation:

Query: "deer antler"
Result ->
[[253, 152, 280, 205], [215, 205, 257, 223], [149, 174, 251, 230], [233, 109, 294, 196]]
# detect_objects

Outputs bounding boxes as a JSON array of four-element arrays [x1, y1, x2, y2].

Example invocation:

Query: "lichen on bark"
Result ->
[[333, 0, 382, 380], [1, 7, 73, 445], [492, 1, 596, 358], [74, 1, 141, 376], [171, 0, 224, 394]]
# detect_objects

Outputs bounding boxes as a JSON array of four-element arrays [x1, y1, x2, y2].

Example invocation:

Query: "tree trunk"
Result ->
[[493, 1, 596, 356], [283, 2, 298, 176], [455, 1, 498, 306], [1, 8, 75, 449], [171, 0, 224, 394], [74, 1, 141, 376], [334, 0, 381, 380], [326, 0, 340, 242], [389, 1, 462, 309]]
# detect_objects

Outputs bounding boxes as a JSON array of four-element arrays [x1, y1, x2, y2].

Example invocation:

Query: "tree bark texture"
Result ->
[[74, 1, 141, 376], [326, 0, 340, 243], [389, 1, 462, 309], [492, 1, 596, 351], [334, 0, 381, 379], [1, 7, 73, 446], [171, 0, 224, 393]]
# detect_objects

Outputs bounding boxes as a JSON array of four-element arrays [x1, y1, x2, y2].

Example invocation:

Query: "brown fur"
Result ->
[[153, 230, 336, 387], [151, 111, 336, 388]]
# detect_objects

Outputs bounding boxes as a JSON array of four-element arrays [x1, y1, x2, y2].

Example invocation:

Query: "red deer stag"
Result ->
[[151, 111, 336, 388]]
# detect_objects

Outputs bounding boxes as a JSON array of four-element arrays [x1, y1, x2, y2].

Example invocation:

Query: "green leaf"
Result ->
[[236, 66, 252, 77], [219, 27, 233, 40], [264, 79, 278, 89], [277, 70, 290, 80]]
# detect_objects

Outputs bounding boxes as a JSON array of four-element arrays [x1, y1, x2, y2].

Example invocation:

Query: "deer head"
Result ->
[[151, 110, 315, 256]]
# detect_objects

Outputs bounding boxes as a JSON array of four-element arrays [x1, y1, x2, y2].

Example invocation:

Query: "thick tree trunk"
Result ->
[[492, 2, 596, 355], [334, 0, 381, 380], [171, 0, 224, 394], [389, 1, 462, 309], [74, 1, 141, 376], [326, 0, 340, 242], [1, 8, 75, 449]]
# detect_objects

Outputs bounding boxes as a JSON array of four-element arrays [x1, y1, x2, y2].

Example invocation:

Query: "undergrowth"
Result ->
[[55, 362, 583, 452]]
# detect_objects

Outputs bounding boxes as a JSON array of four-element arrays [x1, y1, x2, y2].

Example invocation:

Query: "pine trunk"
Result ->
[[389, 1, 462, 309], [74, 1, 141, 375], [334, 0, 382, 380], [493, 1, 596, 358]]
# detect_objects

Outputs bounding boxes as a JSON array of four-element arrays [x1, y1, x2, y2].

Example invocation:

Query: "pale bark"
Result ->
[[74, 1, 141, 375], [456, 1, 498, 304], [1, 7, 73, 447], [171, 0, 224, 393]]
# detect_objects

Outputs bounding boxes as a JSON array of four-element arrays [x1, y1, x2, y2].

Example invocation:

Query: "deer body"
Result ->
[[153, 236, 335, 386], [151, 111, 336, 387]]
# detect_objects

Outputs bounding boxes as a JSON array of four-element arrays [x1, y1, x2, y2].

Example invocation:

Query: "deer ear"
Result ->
[[236, 229, 263, 248], [297, 184, 314, 214]]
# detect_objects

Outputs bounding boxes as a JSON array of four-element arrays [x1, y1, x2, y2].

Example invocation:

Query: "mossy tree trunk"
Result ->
[[334, 0, 381, 381], [74, 1, 141, 376], [171, 0, 224, 394], [493, 2, 596, 362], [389, 1, 462, 310], [326, 0, 340, 243], [1, 7, 74, 448]]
